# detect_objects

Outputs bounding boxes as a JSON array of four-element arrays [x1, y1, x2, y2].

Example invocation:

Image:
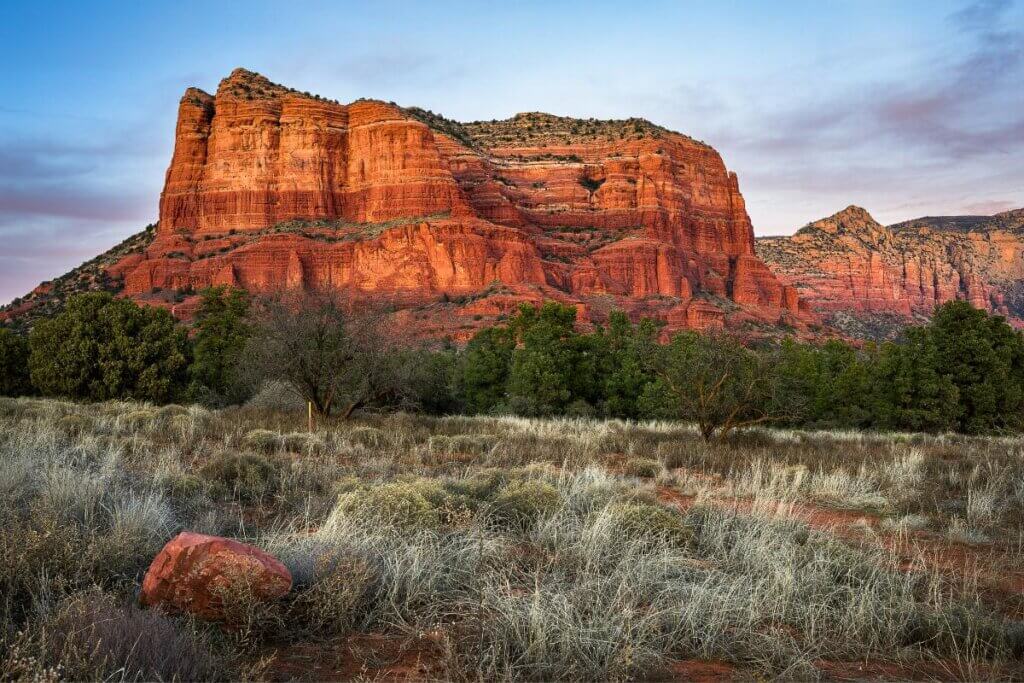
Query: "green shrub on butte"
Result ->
[[28, 293, 190, 403], [0, 328, 32, 397]]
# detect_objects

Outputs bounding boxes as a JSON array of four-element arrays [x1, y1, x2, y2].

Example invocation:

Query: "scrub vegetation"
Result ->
[[1, 396, 1022, 680]]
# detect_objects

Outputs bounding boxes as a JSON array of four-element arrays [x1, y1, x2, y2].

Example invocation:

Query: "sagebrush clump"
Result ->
[[200, 449, 281, 501]]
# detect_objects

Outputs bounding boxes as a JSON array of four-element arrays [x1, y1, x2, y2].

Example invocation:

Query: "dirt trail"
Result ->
[[664, 659, 736, 681]]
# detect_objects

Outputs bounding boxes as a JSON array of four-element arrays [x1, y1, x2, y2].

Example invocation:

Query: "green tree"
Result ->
[[774, 338, 874, 428], [0, 328, 32, 396], [187, 286, 252, 406], [506, 302, 581, 415], [457, 326, 516, 414], [868, 331, 959, 433], [28, 293, 190, 403], [594, 311, 660, 418], [925, 301, 1024, 433], [643, 331, 793, 441], [863, 302, 1024, 434]]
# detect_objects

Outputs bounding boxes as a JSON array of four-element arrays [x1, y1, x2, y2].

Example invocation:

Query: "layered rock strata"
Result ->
[[11, 68, 815, 339], [758, 206, 1024, 338]]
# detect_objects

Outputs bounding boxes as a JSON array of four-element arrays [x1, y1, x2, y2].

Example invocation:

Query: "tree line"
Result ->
[[2, 288, 1023, 439]]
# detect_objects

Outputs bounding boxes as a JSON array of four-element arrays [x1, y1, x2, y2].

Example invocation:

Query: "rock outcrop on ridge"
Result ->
[[758, 206, 1024, 339]]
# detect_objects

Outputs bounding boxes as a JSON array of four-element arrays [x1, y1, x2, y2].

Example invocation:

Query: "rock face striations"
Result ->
[[758, 206, 1024, 339], [8, 69, 1021, 344], [89, 68, 811, 339]]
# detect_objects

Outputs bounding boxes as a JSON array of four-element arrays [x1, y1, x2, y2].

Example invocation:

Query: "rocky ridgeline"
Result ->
[[14, 68, 1019, 343], [758, 206, 1024, 339]]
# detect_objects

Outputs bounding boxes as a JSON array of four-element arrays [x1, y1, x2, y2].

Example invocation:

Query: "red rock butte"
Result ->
[[106, 68, 814, 339]]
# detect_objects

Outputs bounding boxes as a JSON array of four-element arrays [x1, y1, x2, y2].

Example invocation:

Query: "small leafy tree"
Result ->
[[0, 328, 32, 396], [28, 293, 190, 402], [644, 331, 793, 441], [187, 286, 252, 406]]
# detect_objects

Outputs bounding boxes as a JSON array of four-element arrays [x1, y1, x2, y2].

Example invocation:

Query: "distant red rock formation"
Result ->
[[758, 206, 1024, 338], [44, 68, 816, 339]]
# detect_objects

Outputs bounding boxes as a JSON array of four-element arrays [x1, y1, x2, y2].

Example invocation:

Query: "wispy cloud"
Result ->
[[0, 135, 156, 224], [962, 199, 1021, 214], [671, 0, 1024, 229], [0, 130, 160, 302], [0, 186, 149, 224]]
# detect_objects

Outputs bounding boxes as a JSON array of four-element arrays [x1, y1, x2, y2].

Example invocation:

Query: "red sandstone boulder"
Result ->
[[140, 531, 292, 621]]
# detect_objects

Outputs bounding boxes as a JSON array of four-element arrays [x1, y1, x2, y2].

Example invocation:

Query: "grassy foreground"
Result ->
[[1, 397, 1022, 681]]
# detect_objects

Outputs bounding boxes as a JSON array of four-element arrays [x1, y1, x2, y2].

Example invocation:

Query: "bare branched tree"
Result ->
[[241, 291, 407, 418]]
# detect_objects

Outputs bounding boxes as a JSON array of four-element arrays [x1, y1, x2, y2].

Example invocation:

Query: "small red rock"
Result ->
[[140, 531, 292, 620]]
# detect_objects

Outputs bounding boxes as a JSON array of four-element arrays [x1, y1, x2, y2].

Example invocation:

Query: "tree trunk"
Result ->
[[341, 400, 361, 419], [700, 422, 717, 441]]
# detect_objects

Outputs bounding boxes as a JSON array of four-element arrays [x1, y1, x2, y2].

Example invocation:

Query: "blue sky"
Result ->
[[1, 0, 1022, 304]]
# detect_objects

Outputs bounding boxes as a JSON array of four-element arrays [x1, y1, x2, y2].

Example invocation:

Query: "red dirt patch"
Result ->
[[264, 631, 443, 682], [655, 482, 1024, 615], [664, 658, 736, 682]]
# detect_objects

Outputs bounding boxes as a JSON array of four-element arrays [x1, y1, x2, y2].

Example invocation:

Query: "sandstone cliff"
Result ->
[[758, 206, 1024, 339], [5, 68, 813, 340]]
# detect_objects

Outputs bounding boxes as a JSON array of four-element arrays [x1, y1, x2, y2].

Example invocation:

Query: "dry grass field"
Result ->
[[1, 396, 1022, 681]]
